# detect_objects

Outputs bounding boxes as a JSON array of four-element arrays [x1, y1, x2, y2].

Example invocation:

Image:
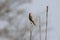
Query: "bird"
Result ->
[[29, 13, 36, 25]]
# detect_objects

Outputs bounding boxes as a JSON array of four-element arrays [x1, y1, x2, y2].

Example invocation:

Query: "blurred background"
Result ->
[[0, 0, 60, 40]]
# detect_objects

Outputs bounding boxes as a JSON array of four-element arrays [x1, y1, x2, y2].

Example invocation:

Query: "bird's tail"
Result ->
[[32, 20, 36, 25]]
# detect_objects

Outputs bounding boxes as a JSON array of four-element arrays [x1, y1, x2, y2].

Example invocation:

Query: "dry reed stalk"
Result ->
[[30, 25, 32, 40], [39, 16, 42, 40], [45, 6, 48, 40]]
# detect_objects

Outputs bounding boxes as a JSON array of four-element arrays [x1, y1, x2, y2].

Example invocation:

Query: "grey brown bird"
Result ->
[[29, 13, 36, 25]]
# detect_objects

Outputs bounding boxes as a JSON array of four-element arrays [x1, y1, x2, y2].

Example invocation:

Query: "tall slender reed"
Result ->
[[45, 6, 48, 40], [39, 16, 42, 40], [30, 25, 32, 40]]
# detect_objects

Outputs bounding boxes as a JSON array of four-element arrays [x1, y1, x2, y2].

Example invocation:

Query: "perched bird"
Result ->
[[29, 13, 36, 25]]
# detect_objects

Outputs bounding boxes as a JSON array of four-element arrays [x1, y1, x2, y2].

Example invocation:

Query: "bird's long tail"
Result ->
[[32, 20, 36, 25]]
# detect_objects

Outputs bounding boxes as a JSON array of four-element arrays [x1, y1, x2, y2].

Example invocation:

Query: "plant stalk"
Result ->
[[39, 16, 42, 40], [45, 6, 48, 40]]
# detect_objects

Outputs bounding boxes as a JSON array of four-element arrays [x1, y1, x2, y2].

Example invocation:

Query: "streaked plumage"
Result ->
[[29, 13, 36, 25]]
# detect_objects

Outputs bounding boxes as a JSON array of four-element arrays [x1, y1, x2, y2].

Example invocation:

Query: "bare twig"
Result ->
[[45, 6, 48, 40]]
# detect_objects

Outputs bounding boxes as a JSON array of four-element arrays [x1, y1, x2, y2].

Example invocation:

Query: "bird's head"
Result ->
[[29, 13, 32, 16]]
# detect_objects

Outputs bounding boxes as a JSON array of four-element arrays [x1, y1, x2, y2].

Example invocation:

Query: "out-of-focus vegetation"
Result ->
[[0, 0, 49, 40], [0, 0, 32, 40]]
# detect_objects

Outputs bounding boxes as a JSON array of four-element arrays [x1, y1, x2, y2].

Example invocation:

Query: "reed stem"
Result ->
[[39, 16, 42, 40], [30, 24, 32, 40], [45, 6, 48, 40]]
